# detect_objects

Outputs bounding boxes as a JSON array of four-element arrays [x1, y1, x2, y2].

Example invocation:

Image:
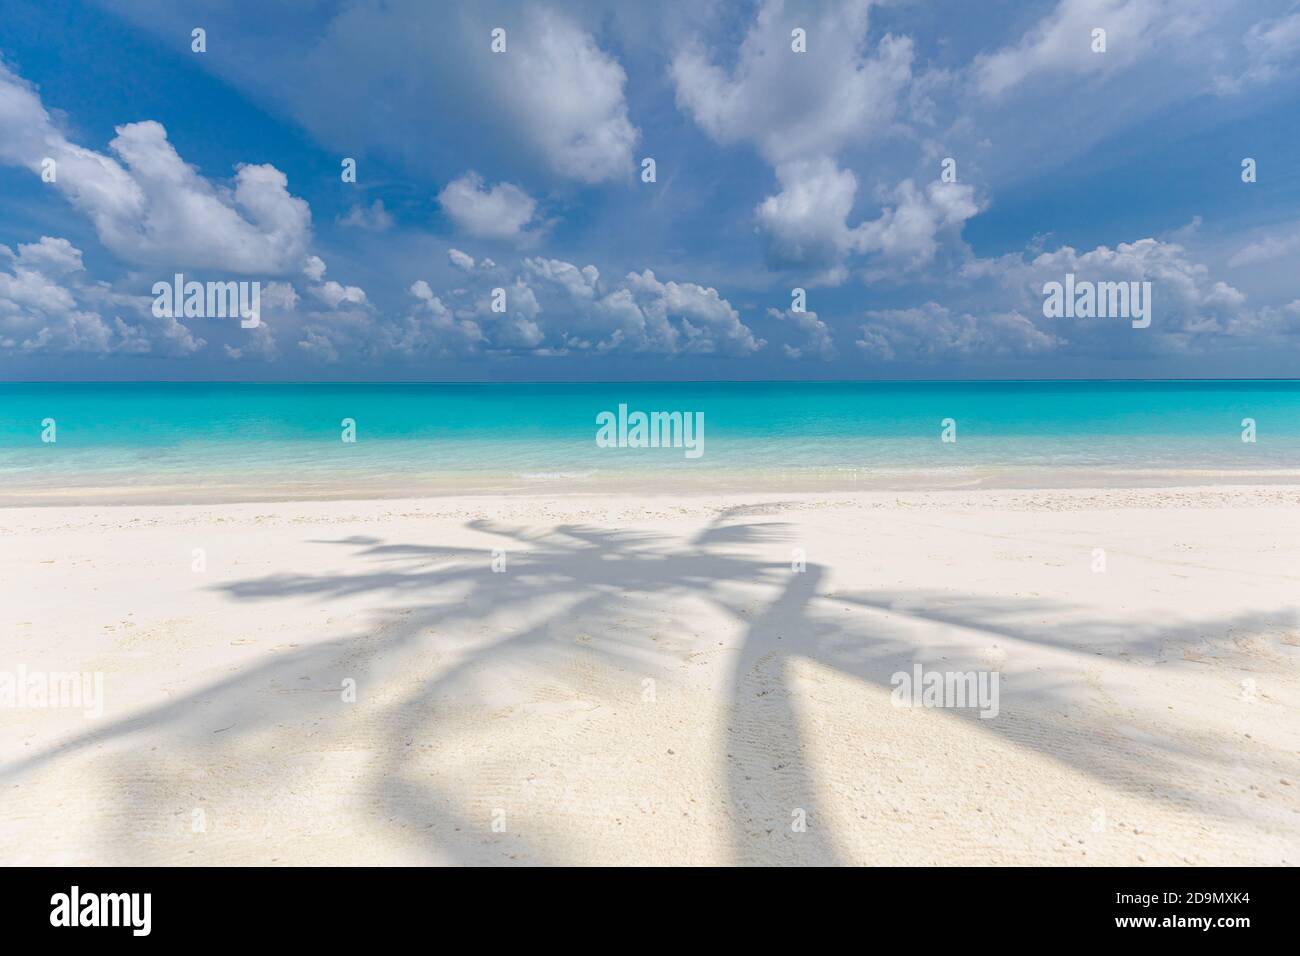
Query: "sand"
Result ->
[[1, 485, 1297, 865]]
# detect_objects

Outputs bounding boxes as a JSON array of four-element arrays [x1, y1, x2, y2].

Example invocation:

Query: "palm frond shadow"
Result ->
[[1, 509, 1289, 863]]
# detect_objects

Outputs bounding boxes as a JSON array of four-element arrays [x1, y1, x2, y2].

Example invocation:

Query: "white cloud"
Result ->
[[338, 199, 395, 231], [1246, 10, 1300, 61], [931, 234, 1300, 358], [1226, 221, 1300, 268], [1215, 10, 1300, 91], [756, 159, 983, 283], [299, 256, 368, 308], [261, 281, 300, 313], [974, 0, 1170, 98], [671, 0, 911, 165], [1018, 238, 1264, 339], [303, 256, 327, 282], [854, 179, 984, 267], [223, 281, 295, 360], [857, 302, 1059, 361], [448, 249, 476, 272], [94, 2, 643, 186], [0, 236, 203, 355], [0, 238, 112, 353], [296, 309, 375, 364], [310, 280, 367, 309], [8, 235, 84, 276], [392, 257, 763, 357], [755, 158, 861, 284], [624, 270, 764, 355], [223, 322, 278, 361], [850, 227, 1300, 363], [383, 281, 486, 356], [670, 2, 978, 286], [439, 172, 540, 242], [467, 277, 545, 350], [501, 9, 639, 182], [524, 257, 600, 299], [0, 61, 312, 274], [768, 307, 835, 360], [293, 258, 376, 359]]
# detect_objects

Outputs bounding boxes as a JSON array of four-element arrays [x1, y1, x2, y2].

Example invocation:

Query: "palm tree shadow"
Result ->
[[2, 509, 1291, 863]]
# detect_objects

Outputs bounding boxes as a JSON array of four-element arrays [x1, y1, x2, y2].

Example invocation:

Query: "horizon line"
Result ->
[[3, 377, 1300, 386]]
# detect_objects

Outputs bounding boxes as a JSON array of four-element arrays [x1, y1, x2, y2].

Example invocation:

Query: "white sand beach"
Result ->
[[1, 485, 1297, 865]]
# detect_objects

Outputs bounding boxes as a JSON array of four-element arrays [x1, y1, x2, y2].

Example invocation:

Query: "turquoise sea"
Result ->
[[1, 381, 1298, 502]]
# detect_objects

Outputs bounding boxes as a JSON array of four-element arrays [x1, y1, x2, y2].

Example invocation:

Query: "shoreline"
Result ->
[[5, 467, 1300, 507]]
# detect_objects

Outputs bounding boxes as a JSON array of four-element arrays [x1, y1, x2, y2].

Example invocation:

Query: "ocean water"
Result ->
[[1, 381, 1298, 501]]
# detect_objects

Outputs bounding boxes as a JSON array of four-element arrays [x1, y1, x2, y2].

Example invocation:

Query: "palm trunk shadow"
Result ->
[[725, 565, 843, 865]]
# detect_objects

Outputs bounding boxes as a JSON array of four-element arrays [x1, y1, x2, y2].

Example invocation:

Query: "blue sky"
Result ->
[[2, 0, 1299, 381]]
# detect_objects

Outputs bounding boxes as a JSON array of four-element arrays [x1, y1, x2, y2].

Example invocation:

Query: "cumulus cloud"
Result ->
[[755, 158, 861, 284], [448, 249, 476, 272], [501, 9, 639, 182], [671, 0, 911, 165], [851, 229, 1300, 364], [310, 280, 367, 309], [860, 234, 1297, 363], [670, 2, 977, 285], [296, 309, 375, 364], [768, 307, 835, 360], [524, 257, 599, 299], [0, 238, 113, 353], [0, 236, 203, 355], [856, 179, 984, 267], [381, 280, 486, 356], [1008, 238, 1262, 339], [290, 257, 378, 361], [297, 254, 368, 310], [222, 281, 295, 360], [439, 172, 540, 242], [338, 199, 394, 232], [624, 270, 765, 355], [303, 256, 327, 282], [223, 322, 278, 361], [756, 159, 983, 283], [394, 257, 764, 357], [0, 60, 312, 274], [13, 2, 1295, 377], [857, 302, 1059, 361], [283, 256, 379, 364], [261, 281, 300, 313]]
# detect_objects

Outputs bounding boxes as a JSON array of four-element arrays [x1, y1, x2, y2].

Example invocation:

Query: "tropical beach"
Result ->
[[2, 383, 1298, 865], [2, 487, 1297, 865], [4, 0, 1300, 893]]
